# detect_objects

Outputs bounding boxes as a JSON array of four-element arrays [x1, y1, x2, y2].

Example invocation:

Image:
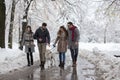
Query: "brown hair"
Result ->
[[57, 26, 68, 37], [42, 22, 47, 26], [26, 25, 32, 33]]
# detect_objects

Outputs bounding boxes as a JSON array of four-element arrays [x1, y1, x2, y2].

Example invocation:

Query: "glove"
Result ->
[[53, 44, 56, 47], [19, 46, 23, 50]]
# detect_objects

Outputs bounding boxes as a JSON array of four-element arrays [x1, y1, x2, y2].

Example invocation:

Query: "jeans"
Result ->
[[59, 52, 65, 63], [70, 48, 78, 62], [27, 48, 33, 65]]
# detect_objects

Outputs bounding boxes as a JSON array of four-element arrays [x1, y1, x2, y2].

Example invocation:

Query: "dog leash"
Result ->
[[50, 47, 56, 51]]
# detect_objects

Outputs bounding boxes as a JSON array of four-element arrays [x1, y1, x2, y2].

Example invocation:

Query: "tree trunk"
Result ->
[[104, 25, 108, 43], [0, 0, 6, 48], [8, 0, 16, 48], [19, 0, 33, 50]]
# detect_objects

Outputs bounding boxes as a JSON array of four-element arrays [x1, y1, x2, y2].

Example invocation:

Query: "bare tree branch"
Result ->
[[105, 0, 117, 14], [15, 0, 20, 5]]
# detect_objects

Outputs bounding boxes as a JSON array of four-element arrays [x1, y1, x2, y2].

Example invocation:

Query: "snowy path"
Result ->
[[1, 43, 120, 80], [0, 56, 97, 80]]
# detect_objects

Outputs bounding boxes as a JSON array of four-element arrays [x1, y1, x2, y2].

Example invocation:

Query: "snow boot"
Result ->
[[59, 61, 62, 67], [27, 53, 30, 66], [31, 58, 33, 65], [27, 61, 30, 66], [61, 62, 64, 68], [40, 61, 45, 69], [30, 52, 33, 65], [40, 61, 43, 67], [72, 61, 76, 67]]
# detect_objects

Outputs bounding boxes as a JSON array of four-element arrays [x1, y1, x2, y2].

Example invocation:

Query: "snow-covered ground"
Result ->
[[79, 43, 120, 80], [0, 42, 120, 80], [0, 43, 39, 74]]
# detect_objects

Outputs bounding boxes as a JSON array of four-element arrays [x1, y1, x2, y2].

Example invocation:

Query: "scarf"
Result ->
[[69, 26, 76, 41]]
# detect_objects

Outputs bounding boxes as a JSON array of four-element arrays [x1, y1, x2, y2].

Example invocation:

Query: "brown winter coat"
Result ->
[[54, 32, 67, 52], [22, 32, 35, 53]]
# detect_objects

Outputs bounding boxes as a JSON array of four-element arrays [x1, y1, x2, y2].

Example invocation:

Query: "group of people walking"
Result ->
[[21, 22, 80, 69]]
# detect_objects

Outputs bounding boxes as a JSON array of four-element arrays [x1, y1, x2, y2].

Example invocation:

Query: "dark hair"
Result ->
[[67, 22, 73, 25], [42, 23, 47, 26], [58, 26, 68, 37], [26, 25, 32, 33]]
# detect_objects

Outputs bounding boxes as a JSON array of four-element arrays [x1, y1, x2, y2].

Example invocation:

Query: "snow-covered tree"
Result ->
[[0, 0, 6, 48]]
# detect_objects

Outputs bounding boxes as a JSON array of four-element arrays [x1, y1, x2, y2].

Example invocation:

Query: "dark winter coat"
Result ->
[[54, 32, 68, 52], [68, 27, 80, 49], [34, 27, 50, 44], [22, 32, 35, 53]]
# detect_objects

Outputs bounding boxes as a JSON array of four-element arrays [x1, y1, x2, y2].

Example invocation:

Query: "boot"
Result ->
[[72, 61, 76, 67], [40, 61, 43, 67], [61, 62, 64, 68], [27, 53, 30, 66], [28, 64, 30, 66], [60, 62, 64, 69], [27, 59, 30, 66], [59, 61, 62, 67], [30, 52, 33, 65], [40, 61, 45, 69], [31, 61, 33, 65], [31, 59, 33, 65], [42, 61, 45, 68]]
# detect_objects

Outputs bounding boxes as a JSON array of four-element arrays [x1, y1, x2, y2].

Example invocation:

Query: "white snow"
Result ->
[[79, 43, 120, 80], [3, 0, 120, 80], [1, 42, 120, 80], [0, 43, 39, 74]]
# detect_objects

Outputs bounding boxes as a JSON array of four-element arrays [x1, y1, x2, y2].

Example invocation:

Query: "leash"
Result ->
[[49, 38, 56, 51], [50, 46, 56, 51]]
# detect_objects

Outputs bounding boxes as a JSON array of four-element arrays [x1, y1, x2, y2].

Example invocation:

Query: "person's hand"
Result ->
[[39, 38, 42, 41], [19, 46, 23, 50], [53, 44, 56, 47], [75, 42, 78, 45], [48, 43, 50, 47]]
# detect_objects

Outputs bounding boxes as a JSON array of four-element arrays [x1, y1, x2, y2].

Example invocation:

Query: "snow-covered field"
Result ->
[[0, 43, 120, 80]]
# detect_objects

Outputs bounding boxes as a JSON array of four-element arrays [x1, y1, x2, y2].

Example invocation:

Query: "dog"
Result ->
[[45, 49, 56, 67]]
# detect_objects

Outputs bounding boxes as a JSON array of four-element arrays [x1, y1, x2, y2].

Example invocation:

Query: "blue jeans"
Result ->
[[70, 48, 78, 62], [59, 52, 65, 63]]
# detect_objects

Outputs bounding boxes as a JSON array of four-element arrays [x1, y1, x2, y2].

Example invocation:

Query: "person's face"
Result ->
[[60, 28, 64, 32], [42, 26, 46, 30], [27, 27, 31, 32], [67, 24, 72, 29]]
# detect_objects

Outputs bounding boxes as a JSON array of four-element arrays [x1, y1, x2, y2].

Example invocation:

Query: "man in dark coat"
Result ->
[[67, 22, 80, 67], [34, 23, 50, 69]]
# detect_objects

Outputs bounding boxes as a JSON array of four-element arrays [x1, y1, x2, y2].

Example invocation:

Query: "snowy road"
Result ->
[[0, 56, 98, 80]]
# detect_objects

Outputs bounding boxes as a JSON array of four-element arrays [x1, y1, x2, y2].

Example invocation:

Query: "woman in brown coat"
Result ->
[[53, 26, 68, 68]]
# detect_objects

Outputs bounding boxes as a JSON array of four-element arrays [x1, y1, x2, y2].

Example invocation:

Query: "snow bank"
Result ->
[[0, 48, 26, 74], [0, 43, 39, 74], [0, 42, 55, 74], [79, 45, 120, 80]]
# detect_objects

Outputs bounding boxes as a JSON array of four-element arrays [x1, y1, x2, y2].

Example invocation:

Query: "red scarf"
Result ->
[[69, 26, 76, 41]]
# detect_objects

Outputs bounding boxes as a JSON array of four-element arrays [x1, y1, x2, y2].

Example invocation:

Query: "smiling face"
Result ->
[[42, 23, 47, 30], [42, 26, 46, 30], [26, 26, 31, 32], [67, 23, 72, 29], [27, 27, 31, 32], [60, 27, 64, 32]]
